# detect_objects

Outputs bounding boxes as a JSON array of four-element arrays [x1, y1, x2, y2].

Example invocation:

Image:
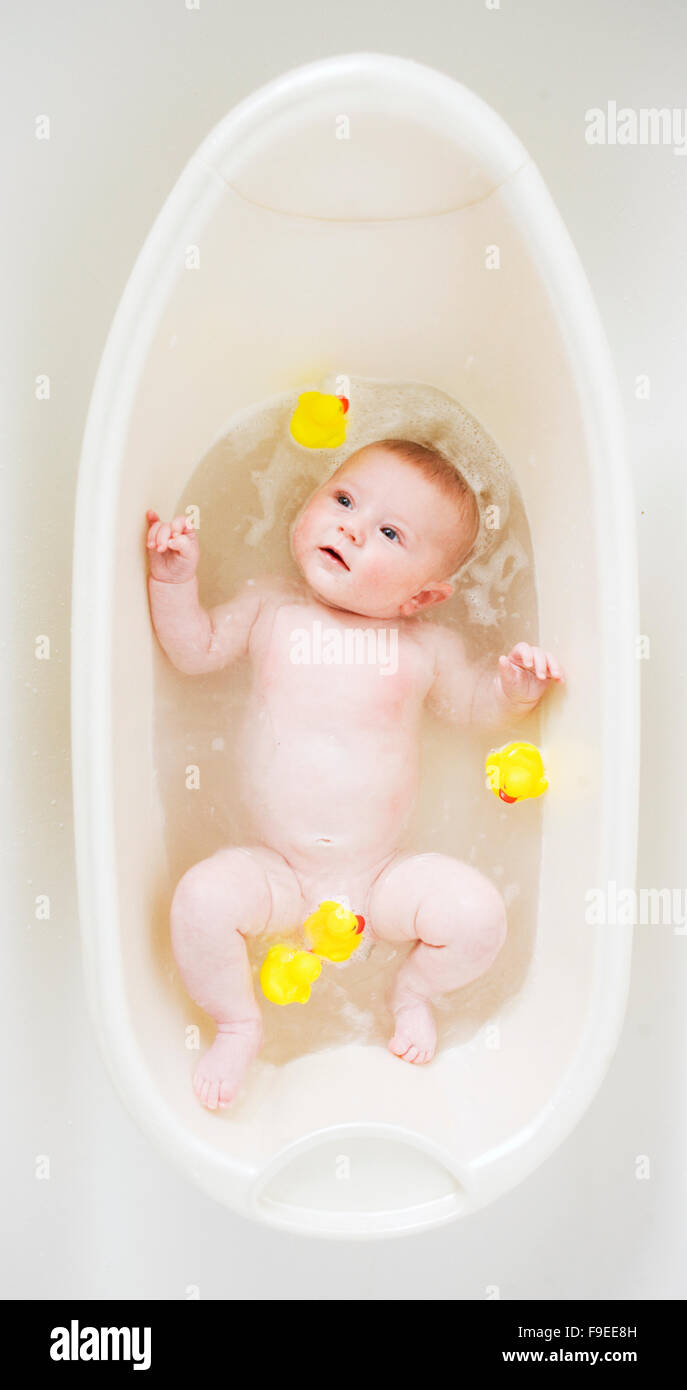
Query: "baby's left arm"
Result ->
[[426, 628, 564, 727]]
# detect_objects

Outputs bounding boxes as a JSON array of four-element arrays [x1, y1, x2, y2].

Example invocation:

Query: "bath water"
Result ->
[[152, 378, 542, 1065]]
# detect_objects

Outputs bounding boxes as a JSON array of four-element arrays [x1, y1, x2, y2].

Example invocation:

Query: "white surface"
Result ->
[[72, 51, 637, 1238], [2, 0, 686, 1295]]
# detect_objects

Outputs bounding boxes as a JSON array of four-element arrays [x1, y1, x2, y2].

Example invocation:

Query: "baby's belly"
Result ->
[[237, 712, 419, 870]]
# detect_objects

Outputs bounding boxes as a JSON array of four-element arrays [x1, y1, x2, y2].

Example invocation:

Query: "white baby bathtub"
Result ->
[[72, 53, 638, 1238]]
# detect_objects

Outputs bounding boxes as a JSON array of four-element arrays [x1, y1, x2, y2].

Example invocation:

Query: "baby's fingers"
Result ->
[[155, 522, 172, 551], [146, 519, 162, 548], [166, 534, 194, 555], [499, 655, 531, 691], [546, 652, 564, 681], [532, 647, 548, 681], [507, 642, 534, 671]]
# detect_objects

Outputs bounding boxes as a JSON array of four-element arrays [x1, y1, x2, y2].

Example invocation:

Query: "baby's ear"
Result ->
[[400, 581, 454, 616]]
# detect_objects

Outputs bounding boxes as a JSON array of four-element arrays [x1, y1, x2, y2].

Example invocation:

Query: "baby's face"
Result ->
[[291, 446, 472, 619]]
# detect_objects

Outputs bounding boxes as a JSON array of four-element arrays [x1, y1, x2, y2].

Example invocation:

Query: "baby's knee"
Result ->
[[420, 863, 507, 964], [170, 849, 270, 948], [469, 877, 507, 967]]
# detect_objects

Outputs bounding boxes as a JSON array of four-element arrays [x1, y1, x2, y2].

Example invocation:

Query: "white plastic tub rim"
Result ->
[[72, 52, 639, 1239]]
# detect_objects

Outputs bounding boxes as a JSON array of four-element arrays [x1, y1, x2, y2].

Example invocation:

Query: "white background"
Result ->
[[2, 0, 686, 1298]]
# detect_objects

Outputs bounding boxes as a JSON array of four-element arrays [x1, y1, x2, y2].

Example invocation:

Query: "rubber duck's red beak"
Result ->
[[499, 790, 518, 803], [337, 396, 349, 414], [355, 914, 365, 933]]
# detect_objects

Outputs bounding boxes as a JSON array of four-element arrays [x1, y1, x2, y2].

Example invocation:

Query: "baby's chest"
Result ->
[[254, 607, 427, 717]]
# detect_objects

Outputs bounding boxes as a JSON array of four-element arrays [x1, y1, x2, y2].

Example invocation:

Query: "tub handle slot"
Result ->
[[251, 1128, 468, 1237]]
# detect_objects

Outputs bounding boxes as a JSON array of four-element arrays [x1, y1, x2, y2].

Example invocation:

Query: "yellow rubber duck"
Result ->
[[289, 391, 349, 449], [302, 901, 366, 963], [260, 944, 322, 1005], [485, 741, 548, 804]]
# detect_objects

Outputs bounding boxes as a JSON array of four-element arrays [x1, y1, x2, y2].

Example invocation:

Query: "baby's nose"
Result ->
[[338, 521, 361, 544]]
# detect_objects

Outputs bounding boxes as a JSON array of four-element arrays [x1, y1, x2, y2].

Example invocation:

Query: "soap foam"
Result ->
[[209, 373, 526, 631]]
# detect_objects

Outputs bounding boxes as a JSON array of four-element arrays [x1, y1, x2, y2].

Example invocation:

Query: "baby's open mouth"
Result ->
[[319, 546, 349, 571]]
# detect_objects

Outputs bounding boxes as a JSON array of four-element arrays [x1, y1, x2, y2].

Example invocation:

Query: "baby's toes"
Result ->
[[218, 1078, 237, 1108], [388, 1031, 412, 1060], [205, 1080, 220, 1111]]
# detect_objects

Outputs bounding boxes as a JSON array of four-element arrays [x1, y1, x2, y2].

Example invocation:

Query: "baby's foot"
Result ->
[[387, 993, 437, 1065], [193, 1019, 263, 1110]]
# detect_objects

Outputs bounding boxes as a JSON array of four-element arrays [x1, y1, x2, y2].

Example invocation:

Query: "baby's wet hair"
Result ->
[[370, 437, 480, 574]]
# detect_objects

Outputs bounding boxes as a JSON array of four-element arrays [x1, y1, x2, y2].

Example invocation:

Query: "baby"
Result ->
[[146, 438, 563, 1111]]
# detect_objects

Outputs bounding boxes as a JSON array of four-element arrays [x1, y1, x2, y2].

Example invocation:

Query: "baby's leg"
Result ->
[[368, 853, 507, 1065], [170, 846, 305, 1109]]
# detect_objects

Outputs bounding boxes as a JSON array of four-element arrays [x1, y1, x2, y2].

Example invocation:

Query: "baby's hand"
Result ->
[[145, 509, 199, 583], [498, 643, 564, 709]]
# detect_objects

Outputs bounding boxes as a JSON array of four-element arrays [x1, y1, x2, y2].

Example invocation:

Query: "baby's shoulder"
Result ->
[[238, 573, 299, 609], [399, 617, 444, 684], [242, 573, 308, 641], [408, 617, 470, 674]]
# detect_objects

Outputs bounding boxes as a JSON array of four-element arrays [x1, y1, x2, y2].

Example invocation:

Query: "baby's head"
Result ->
[[291, 438, 480, 619]]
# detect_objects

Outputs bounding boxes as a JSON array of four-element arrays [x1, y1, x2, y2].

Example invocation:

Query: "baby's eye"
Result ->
[[335, 493, 352, 508], [381, 526, 400, 542]]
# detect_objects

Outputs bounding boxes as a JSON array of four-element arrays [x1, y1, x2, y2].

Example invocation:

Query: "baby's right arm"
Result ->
[[145, 509, 264, 675]]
